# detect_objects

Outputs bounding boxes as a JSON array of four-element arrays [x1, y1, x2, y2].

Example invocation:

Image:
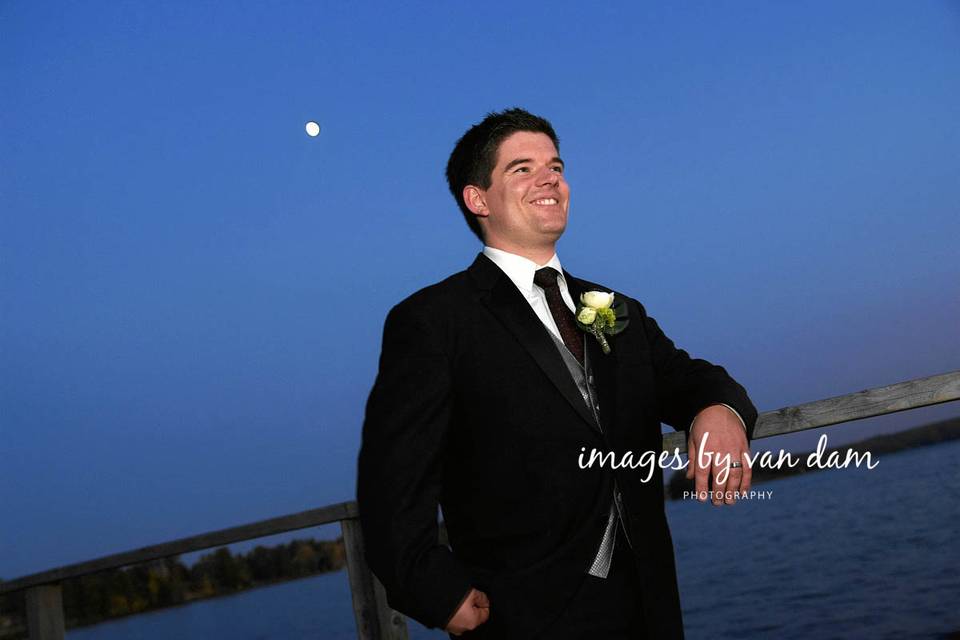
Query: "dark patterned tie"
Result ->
[[534, 267, 584, 366]]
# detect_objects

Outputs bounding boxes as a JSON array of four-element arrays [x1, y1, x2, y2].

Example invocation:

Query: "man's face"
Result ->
[[469, 131, 570, 250]]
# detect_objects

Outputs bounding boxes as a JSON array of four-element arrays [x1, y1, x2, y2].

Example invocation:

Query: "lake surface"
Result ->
[[68, 440, 960, 639]]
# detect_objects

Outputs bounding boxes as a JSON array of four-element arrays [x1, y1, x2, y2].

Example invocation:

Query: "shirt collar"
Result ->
[[482, 245, 566, 295]]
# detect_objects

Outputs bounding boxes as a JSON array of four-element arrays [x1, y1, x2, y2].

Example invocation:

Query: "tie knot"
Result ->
[[534, 267, 560, 290]]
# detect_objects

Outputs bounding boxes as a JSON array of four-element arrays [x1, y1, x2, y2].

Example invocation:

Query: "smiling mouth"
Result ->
[[531, 198, 559, 205]]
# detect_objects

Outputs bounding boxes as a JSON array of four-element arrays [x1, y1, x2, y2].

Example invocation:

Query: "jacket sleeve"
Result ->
[[356, 301, 474, 629], [635, 300, 758, 439]]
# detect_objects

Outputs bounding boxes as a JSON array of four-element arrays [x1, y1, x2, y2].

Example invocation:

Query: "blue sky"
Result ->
[[2, 1, 958, 579]]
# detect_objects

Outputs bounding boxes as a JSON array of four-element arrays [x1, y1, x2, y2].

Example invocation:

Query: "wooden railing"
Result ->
[[2, 370, 958, 640], [0, 502, 408, 640]]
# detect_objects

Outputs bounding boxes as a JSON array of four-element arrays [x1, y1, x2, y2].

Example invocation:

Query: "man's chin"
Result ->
[[543, 221, 567, 240], [537, 213, 567, 235]]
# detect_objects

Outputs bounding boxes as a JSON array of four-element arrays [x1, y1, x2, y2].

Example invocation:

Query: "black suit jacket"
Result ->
[[357, 252, 757, 639]]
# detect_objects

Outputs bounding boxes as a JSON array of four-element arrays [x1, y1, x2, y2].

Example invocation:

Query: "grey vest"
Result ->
[[544, 330, 634, 577]]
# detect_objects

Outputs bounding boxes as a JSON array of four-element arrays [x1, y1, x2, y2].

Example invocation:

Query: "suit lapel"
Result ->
[[469, 254, 601, 434]]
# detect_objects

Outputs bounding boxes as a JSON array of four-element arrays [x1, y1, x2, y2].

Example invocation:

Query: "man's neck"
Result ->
[[483, 240, 557, 266]]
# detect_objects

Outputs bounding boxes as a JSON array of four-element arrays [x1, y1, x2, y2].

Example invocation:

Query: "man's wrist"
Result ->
[[689, 403, 747, 432], [443, 586, 475, 631]]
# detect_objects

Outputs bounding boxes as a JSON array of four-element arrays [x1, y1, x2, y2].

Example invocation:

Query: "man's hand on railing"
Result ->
[[445, 587, 490, 636], [687, 404, 753, 505]]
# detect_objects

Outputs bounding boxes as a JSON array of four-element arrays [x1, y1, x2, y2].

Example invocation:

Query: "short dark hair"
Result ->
[[445, 108, 560, 242]]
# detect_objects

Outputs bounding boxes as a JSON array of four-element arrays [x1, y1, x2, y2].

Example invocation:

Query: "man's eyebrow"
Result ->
[[503, 158, 531, 172], [502, 157, 565, 172]]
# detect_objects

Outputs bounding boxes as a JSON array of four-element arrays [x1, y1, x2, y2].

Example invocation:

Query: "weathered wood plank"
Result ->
[[663, 370, 960, 453], [342, 518, 379, 640], [25, 585, 64, 640], [373, 577, 409, 640], [342, 519, 409, 640], [0, 501, 358, 594]]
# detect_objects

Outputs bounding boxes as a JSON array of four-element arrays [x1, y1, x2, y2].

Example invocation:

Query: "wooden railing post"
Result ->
[[372, 578, 409, 640], [341, 518, 409, 640], [25, 584, 64, 640]]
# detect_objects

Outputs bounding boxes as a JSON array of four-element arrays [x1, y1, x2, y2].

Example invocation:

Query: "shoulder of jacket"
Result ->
[[388, 269, 471, 318]]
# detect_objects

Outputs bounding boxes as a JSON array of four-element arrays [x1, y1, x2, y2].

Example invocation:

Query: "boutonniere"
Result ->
[[575, 291, 629, 354]]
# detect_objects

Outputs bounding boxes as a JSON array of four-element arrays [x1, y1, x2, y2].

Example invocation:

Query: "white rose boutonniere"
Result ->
[[575, 290, 629, 354]]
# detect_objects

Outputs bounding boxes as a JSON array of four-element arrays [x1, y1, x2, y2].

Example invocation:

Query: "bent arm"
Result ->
[[636, 300, 758, 439], [356, 302, 473, 629]]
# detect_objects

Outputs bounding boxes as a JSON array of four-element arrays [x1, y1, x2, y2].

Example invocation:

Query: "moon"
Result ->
[[305, 121, 320, 137]]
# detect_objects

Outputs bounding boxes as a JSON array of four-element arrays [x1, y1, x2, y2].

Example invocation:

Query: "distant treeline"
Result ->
[[0, 537, 345, 638], [667, 415, 960, 499]]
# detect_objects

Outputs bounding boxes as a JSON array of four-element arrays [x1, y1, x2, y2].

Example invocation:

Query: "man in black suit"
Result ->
[[357, 108, 757, 639]]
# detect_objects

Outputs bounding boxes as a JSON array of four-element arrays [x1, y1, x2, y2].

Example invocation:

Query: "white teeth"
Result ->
[[533, 198, 557, 205]]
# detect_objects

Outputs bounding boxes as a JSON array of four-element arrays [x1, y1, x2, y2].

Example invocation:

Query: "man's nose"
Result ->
[[536, 167, 560, 186]]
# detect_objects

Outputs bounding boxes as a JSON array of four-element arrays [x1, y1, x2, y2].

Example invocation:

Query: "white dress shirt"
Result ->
[[482, 246, 577, 342]]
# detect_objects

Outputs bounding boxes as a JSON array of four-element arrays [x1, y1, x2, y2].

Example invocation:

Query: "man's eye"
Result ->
[[514, 167, 530, 173], [551, 166, 564, 173]]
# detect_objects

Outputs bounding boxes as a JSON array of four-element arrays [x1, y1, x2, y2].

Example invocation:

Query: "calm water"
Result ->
[[69, 440, 960, 639]]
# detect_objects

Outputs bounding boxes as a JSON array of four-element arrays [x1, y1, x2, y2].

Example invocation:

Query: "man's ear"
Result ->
[[463, 185, 488, 218]]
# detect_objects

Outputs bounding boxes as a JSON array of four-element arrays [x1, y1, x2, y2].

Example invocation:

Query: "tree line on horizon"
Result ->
[[0, 536, 345, 638]]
